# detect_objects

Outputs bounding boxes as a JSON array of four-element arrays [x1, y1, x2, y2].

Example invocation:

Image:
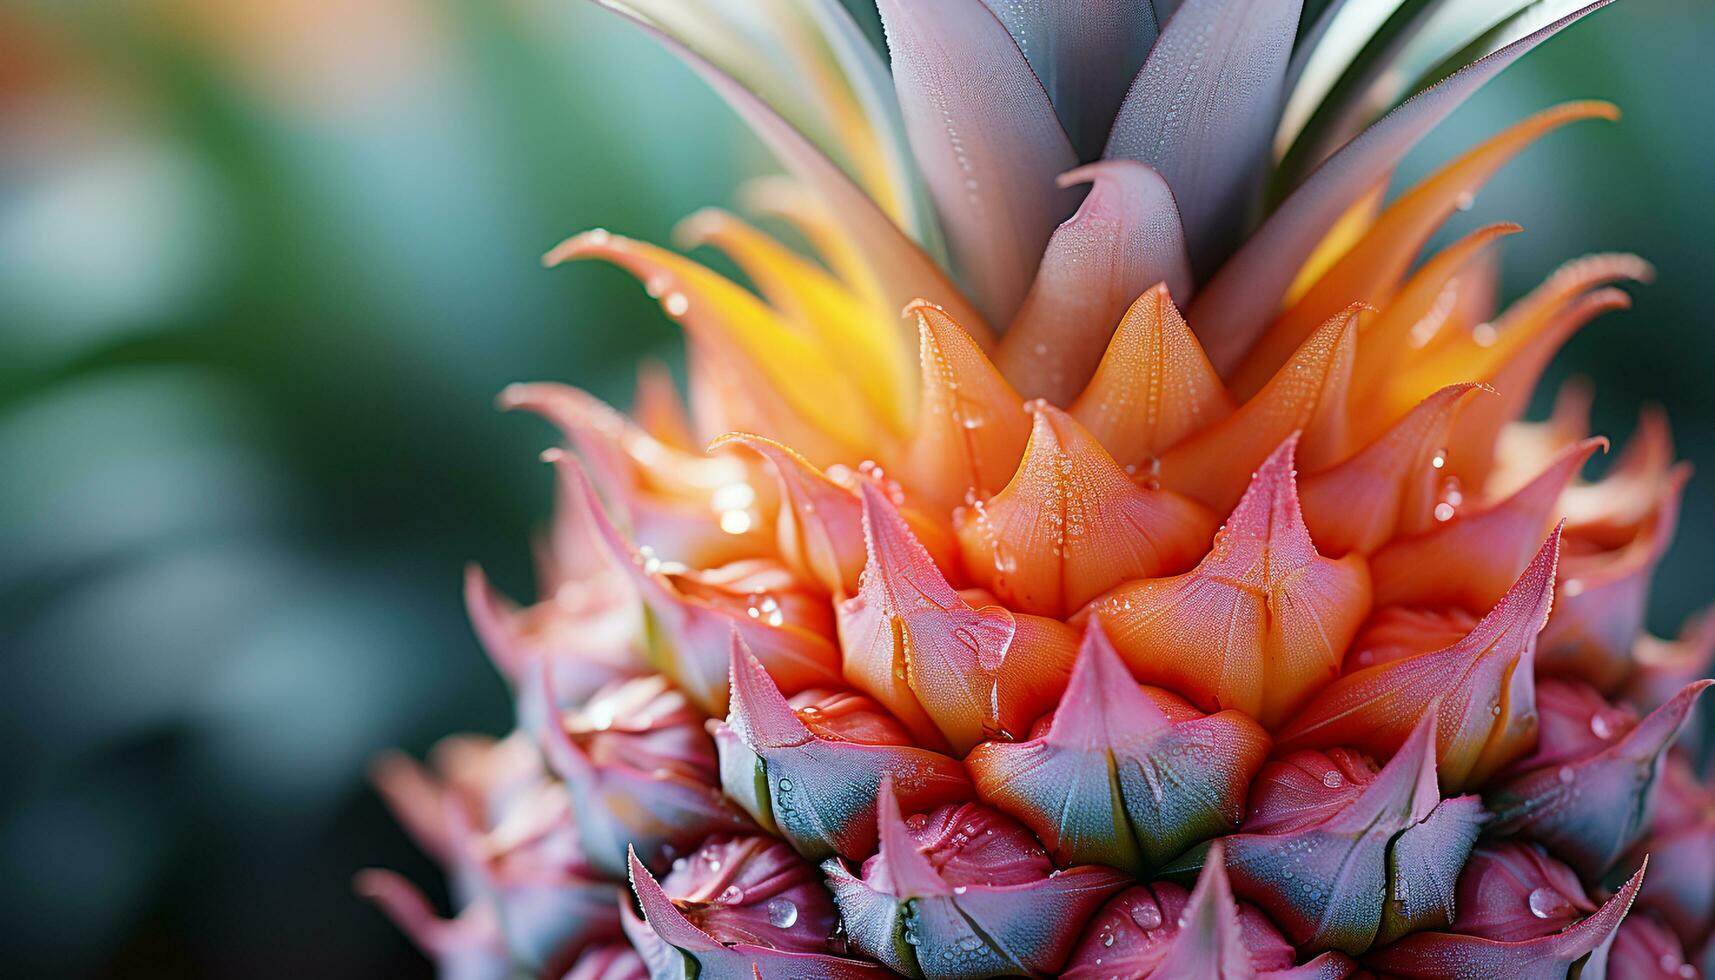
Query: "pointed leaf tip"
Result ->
[[845, 479, 1047, 753], [1299, 383, 1491, 555], [726, 630, 812, 751], [628, 846, 723, 953], [955, 402, 1217, 617], [1616, 678, 1713, 764], [1156, 839, 1251, 975], [1052, 619, 1169, 739], [1069, 281, 1233, 469], [894, 301, 1031, 512], [1158, 305, 1360, 512], [1363, 856, 1647, 975], [1489, 682, 1706, 878], [873, 775, 949, 898]]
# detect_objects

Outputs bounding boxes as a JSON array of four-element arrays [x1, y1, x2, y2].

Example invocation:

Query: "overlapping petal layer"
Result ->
[[367, 2, 1715, 977]]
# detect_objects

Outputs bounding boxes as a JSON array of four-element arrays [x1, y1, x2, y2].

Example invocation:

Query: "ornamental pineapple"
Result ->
[[362, 1, 1715, 977]]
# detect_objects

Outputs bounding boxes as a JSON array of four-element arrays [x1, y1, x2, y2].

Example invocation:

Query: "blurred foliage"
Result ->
[[0, 0, 1711, 976]]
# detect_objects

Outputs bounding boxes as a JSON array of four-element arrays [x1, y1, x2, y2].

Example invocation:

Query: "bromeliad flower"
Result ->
[[368, 1, 1715, 976]]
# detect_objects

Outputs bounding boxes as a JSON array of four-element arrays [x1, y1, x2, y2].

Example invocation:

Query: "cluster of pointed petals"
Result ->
[[359, 0, 1715, 978]]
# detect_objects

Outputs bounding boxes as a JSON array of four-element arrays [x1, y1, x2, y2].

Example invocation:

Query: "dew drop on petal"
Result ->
[[765, 897, 798, 929], [1590, 712, 1615, 740], [1322, 770, 1343, 788], [1130, 903, 1162, 930], [718, 885, 745, 904], [1528, 886, 1572, 920], [1558, 766, 1576, 785]]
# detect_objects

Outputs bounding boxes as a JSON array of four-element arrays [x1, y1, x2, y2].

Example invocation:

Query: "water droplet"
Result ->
[[777, 777, 792, 791], [1528, 886, 1571, 920], [958, 935, 982, 951], [717, 885, 745, 904], [953, 885, 967, 895], [1101, 931, 1116, 948], [663, 292, 690, 317], [1558, 766, 1576, 785], [1322, 770, 1343, 788], [1589, 712, 1615, 739], [765, 897, 799, 929], [1434, 502, 1457, 522], [906, 814, 928, 832], [1454, 191, 1477, 211], [1130, 903, 1163, 930]]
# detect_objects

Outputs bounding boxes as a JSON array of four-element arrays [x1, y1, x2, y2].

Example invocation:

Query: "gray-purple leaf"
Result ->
[[1104, 0, 1304, 279], [877, 0, 1082, 328], [979, 0, 1161, 160]]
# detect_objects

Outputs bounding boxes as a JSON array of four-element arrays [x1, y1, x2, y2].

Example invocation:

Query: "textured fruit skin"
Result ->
[[361, 3, 1715, 979]]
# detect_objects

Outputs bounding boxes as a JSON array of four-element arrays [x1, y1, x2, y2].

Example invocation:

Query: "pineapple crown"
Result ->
[[361, 2, 1715, 978]]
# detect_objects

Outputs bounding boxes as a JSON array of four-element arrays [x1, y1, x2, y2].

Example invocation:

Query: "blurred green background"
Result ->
[[1, 0, 1711, 976]]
